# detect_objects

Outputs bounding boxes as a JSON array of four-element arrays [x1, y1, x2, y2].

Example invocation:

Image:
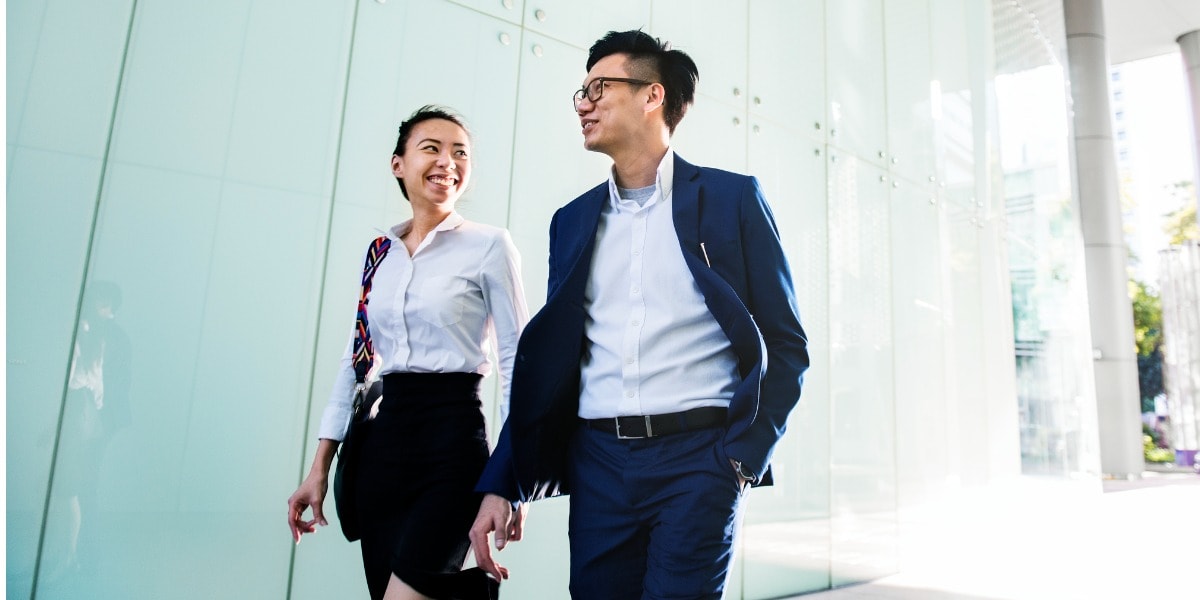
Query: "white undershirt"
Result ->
[[578, 149, 739, 419], [318, 212, 528, 440]]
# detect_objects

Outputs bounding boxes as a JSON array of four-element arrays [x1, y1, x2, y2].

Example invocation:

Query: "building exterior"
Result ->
[[5, 0, 1197, 598]]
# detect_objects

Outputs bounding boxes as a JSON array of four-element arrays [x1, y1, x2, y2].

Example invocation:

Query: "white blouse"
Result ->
[[318, 212, 529, 441]]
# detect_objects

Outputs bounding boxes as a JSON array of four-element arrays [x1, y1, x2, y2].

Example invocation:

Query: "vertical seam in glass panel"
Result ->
[[819, 0, 833, 589], [498, 5, 528, 437], [285, 0, 363, 597], [500, 10, 528, 231], [29, 1, 140, 598], [880, 0, 903, 577]]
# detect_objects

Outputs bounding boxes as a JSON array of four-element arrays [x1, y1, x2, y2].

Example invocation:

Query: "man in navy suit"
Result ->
[[469, 30, 809, 599]]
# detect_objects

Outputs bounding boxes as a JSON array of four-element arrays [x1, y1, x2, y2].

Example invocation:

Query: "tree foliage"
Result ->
[[1129, 279, 1163, 411], [1164, 181, 1199, 245]]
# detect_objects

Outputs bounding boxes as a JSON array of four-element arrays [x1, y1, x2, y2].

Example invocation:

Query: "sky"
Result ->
[[1111, 52, 1196, 285]]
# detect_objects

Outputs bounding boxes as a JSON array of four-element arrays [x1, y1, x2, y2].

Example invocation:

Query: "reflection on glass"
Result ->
[[992, 0, 1102, 478], [39, 281, 132, 596]]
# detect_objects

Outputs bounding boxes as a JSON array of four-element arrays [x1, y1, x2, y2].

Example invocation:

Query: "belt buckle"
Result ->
[[616, 416, 653, 439]]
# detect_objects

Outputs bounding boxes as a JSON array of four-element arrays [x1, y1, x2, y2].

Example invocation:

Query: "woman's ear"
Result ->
[[391, 154, 404, 178]]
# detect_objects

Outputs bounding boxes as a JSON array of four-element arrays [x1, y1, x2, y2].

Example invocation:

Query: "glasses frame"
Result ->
[[573, 77, 655, 110]]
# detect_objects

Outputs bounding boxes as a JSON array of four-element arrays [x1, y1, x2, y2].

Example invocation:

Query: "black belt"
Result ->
[[584, 406, 727, 439]]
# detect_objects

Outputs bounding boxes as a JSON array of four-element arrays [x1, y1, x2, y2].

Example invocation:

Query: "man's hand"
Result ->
[[468, 493, 527, 581]]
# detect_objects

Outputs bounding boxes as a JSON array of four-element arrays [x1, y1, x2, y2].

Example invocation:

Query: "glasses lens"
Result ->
[[587, 79, 604, 101]]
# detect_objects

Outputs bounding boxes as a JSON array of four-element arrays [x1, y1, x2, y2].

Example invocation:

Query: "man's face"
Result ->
[[576, 54, 649, 156]]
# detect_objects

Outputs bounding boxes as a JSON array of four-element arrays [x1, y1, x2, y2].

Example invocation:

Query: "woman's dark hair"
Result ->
[[392, 105, 471, 200], [586, 30, 699, 134]]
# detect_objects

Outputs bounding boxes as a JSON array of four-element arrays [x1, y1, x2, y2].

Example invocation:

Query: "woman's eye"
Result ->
[[455, 150, 469, 158]]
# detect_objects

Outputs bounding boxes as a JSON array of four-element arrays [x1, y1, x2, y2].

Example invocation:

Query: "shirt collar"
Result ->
[[387, 210, 465, 242], [606, 148, 676, 212]]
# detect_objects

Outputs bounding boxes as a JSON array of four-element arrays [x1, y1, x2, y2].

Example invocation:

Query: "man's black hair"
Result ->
[[586, 30, 699, 134]]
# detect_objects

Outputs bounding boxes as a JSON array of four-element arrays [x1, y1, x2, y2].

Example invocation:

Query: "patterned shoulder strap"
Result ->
[[351, 236, 392, 384]]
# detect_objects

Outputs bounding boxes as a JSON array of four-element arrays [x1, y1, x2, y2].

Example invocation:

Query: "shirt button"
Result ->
[[632, 288, 640, 295], [625, 390, 634, 398], [626, 357, 635, 365], [631, 320, 640, 326]]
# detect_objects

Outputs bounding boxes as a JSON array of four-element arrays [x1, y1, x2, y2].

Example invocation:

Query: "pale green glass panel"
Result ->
[[33, 163, 224, 597], [826, 154, 898, 586], [743, 129, 831, 598], [14, 0, 132, 159], [37, 173, 325, 598], [448, 0, 525, 25], [6, 149, 105, 600], [107, 0, 250, 178], [224, 0, 354, 197], [650, 0, 747, 111], [507, 32, 609, 307], [522, 0, 650, 50], [883, 0, 936, 189], [6, 0, 46, 149], [890, 184, 950, 507], [670, 97, 746, 174], [825, 0, 887, 168], [930, 0, 975, 189], [748, 0, 826, 140], [941, 193, 989, 487]]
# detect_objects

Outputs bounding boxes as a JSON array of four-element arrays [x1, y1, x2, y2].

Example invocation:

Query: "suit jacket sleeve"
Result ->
[[475, 209, 566, 502], [723, 176, 810, 481]]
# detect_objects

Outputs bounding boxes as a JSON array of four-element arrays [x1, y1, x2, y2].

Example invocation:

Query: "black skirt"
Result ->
[[354, 372, 498, 600]]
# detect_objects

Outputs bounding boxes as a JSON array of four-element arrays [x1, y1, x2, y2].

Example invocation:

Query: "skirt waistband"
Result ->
[[380, 372, 483, 402]]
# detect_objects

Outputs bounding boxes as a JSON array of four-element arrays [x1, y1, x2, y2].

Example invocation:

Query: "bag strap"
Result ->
[[351, 236, 392, 386]]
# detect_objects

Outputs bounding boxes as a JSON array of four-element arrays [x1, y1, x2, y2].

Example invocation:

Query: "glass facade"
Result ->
[[6, 0, 1093, 598]]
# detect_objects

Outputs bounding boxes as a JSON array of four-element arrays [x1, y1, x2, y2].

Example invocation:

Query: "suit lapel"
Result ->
[[555, 184, 607, 305], [672, 154, 702, 264]]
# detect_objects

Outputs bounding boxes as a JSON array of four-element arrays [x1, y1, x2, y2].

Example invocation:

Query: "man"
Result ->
[[470, 30, 809, 599]]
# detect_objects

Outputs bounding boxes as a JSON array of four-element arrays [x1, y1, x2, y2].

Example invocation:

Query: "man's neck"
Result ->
[[610, 140, 669, 189]]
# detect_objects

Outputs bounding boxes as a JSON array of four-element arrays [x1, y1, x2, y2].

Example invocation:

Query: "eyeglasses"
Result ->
[[573, 77, 655, 110]]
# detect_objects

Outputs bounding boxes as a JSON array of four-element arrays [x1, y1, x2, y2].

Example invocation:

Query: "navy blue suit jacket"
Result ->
[[477, 154, 809, 502]]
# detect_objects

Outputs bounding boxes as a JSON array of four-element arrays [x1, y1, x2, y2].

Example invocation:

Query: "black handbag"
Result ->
[[333, 379, 382, 541], [332, 235, 391, 542]]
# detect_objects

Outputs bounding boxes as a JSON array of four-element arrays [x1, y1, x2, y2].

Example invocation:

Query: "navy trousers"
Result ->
[[567, 424, 746, 600]]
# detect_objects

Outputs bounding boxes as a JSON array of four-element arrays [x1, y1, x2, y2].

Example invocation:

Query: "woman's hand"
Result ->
[[287, 472, 329, 544], [287, 439, 339, 544]]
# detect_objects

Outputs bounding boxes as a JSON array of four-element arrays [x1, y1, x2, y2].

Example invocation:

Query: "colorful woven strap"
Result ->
[[352, 236, 391, 383]]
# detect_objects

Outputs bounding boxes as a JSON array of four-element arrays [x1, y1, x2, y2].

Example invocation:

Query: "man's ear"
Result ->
[[644, 82, 666, 114]]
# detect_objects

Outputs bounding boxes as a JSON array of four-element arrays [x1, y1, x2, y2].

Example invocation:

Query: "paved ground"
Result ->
[[786, 468, 1200, 600]]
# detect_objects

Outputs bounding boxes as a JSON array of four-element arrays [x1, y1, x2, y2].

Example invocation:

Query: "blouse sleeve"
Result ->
[[317, 335, 357, 441], [480, 229, 529, 425]]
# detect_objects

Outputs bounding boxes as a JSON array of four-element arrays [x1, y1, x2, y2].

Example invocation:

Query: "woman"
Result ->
[[287, 106, 528, 600]]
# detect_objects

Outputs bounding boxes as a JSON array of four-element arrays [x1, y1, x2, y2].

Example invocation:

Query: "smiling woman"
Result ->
[[286, 106, 530, 600]]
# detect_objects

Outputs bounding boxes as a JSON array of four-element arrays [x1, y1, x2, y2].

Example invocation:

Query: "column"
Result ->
[[1063, 0, 1143, 478], [1178, 30, 1200, 217]]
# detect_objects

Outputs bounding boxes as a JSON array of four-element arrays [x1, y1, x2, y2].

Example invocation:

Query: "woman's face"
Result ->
[[391, 118, 472, 211]]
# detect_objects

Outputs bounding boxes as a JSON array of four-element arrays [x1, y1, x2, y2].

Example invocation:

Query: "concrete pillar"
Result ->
[[1178, 30, 1200, 217], [1063, 0, 1144, 478]]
